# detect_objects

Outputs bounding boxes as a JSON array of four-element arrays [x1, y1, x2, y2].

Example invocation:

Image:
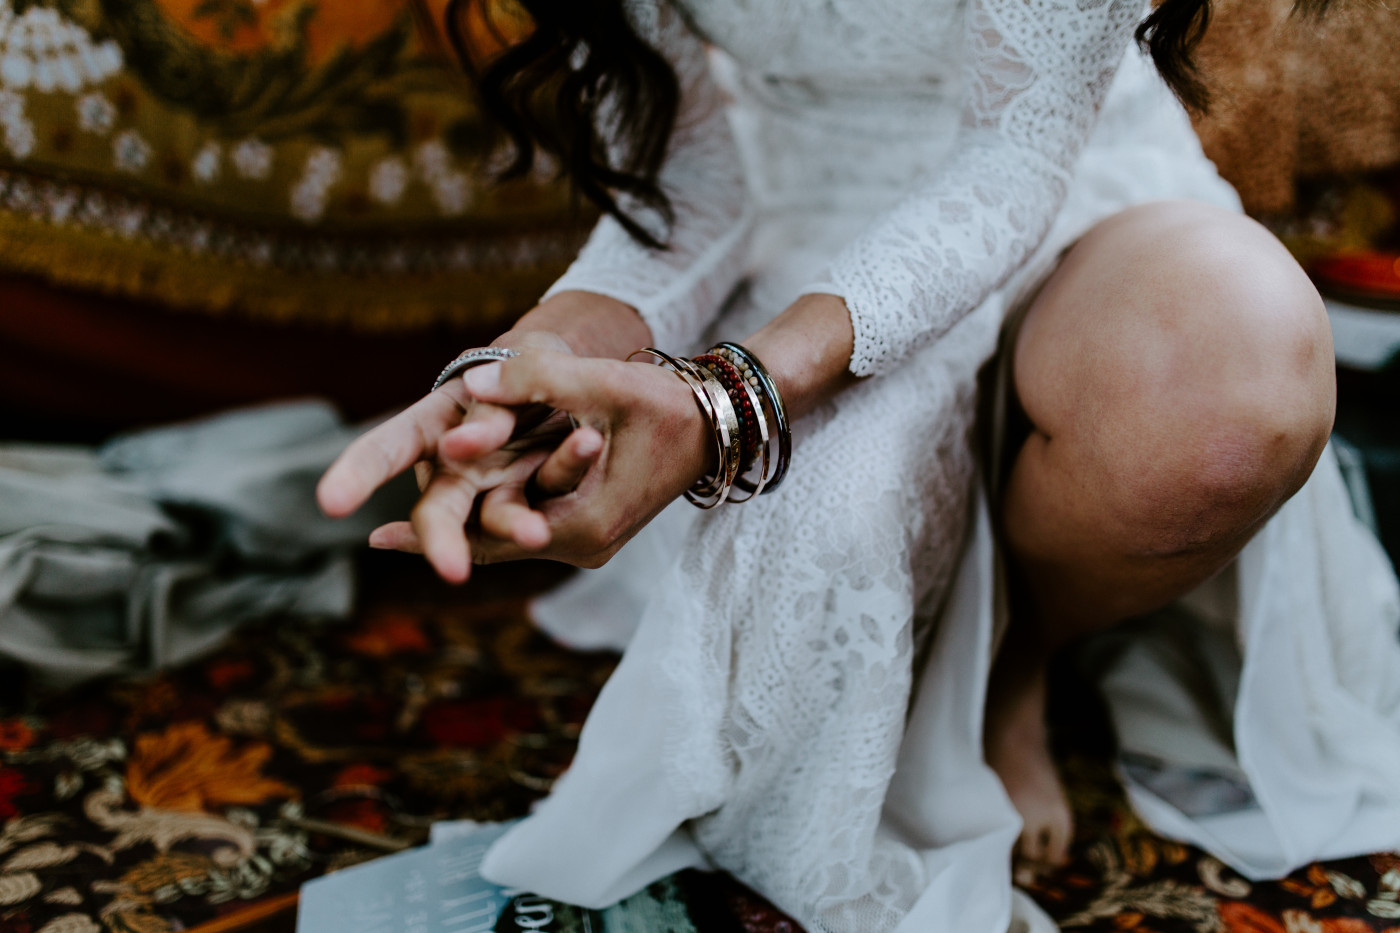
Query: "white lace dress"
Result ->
[[479, 1, 1400, 931]]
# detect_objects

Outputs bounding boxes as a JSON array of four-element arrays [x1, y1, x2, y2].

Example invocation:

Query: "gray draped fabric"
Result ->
[[0, 401, 416, 687]]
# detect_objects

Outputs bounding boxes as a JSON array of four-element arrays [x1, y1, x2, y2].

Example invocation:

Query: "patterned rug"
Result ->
[[0, 555, 1395, 933]]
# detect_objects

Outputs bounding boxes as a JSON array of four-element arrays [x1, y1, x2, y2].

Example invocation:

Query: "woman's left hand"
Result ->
[[368, 348, 714, 569]]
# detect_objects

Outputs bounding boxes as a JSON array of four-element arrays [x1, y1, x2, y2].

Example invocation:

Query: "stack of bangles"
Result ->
[[627, 343, 791, 508]]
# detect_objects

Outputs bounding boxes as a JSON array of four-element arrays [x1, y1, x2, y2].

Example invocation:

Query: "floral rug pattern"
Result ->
[[1026, 754, 1400, 933], [0, 564, 1394, 933]]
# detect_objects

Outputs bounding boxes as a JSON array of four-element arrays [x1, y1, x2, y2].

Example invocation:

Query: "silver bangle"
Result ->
[[712, 342, 791, 495], [431, 347, 520, 393]]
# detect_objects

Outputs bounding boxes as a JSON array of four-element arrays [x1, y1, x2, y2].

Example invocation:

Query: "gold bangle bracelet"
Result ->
[[673, 356, 741, 505], [626, 347, 739, 509]]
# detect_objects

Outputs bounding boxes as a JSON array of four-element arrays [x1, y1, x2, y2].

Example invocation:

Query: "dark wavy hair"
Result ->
[[1136, 0, 1330, 111], [441, 0, 1329, 247], [439, 0, 679, 249]]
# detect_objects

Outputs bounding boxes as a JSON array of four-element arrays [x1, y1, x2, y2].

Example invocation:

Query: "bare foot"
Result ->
[[984, 647, 1074, 876]]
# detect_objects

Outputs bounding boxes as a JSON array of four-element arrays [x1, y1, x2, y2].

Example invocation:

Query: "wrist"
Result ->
[[649, 361, 719, 487], [508, 290, 652, 360], [744, 292, 858, 422], [491, 329, 572, 356]]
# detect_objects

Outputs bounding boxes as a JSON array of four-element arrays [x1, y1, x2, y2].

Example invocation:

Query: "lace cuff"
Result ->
[[810, 0, 1142, 378]]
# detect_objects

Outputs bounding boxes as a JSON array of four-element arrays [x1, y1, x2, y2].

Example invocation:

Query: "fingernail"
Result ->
[[464, 362, 501, 396], [575, 428, 603, 457]]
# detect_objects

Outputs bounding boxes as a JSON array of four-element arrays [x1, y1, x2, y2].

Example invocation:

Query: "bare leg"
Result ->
[[984, 201, 1336, 870]]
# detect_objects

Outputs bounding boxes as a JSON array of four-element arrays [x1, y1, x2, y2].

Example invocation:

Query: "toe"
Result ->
[[1019, 824, 1048, 866], [1011, 795, 1075, 881], [1044, 806, 1073, 867]]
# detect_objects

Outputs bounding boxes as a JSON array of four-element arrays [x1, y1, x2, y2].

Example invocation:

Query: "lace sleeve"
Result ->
[[540, 0, 751, 352], [815, 0, 1143, 377]]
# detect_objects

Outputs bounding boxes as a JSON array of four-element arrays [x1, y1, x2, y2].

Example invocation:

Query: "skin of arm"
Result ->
[[498, 290, 652, 361]]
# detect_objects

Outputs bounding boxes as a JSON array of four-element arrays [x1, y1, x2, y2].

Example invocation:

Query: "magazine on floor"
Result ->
[[296, 820, 702, 933]]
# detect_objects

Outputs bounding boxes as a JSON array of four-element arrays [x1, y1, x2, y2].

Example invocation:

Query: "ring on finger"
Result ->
[[431, 347, 520, 393]]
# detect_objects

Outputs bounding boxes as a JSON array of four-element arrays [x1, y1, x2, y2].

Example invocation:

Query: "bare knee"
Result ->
[[1014, 201, 1335, 560], [1114, 406, 1324, 559]]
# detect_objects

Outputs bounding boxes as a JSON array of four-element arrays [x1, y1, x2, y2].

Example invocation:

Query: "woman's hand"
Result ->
[[316, 332, 599, 583], [369, 348, 714, 570]]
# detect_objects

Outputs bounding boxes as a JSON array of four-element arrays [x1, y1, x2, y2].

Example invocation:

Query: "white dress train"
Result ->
[[479, 0, 1400, 930]]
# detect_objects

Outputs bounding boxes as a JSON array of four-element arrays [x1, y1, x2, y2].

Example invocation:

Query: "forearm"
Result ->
[[496, 290, 653, 361], [500, 290, 858, 421], [743, 293, 860, 422]]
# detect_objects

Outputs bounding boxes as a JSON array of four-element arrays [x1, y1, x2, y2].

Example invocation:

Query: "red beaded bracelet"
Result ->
[[695, 353, 760, 468]]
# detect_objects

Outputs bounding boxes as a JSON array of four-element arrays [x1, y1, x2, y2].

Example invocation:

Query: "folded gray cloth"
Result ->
[[0, 401, 417, 687]]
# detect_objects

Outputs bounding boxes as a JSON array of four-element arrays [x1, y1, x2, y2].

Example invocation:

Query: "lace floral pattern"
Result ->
[[657, 301, 1003, 931], [825, 0, 1142, 376], [548, 0, 1139, 375]]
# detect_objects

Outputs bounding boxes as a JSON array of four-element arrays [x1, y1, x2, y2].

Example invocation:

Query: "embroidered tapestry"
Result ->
[[0, 0, 585, 330]]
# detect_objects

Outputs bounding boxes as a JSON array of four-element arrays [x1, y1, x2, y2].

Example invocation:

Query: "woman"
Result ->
[[318, 0, 1400, 929]]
